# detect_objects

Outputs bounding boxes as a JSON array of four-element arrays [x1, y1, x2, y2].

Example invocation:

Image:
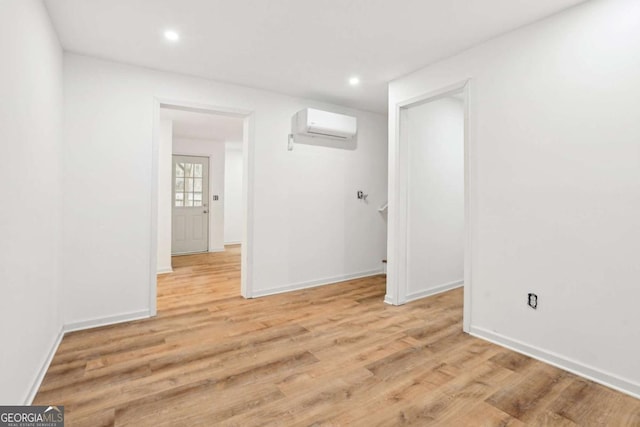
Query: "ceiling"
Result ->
[[160, 107, 244, 142], [45, 0, 587, 113]]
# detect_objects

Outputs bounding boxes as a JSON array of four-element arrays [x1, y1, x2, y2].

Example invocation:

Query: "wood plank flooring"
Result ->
[[35, 246, 640, 426]]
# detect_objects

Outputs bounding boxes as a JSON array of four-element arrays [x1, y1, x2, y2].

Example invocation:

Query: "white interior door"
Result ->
[[172, 155, 209, 254]]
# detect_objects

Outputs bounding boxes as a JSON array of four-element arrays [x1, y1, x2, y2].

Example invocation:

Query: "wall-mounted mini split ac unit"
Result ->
[[293, 108, 357, 140]]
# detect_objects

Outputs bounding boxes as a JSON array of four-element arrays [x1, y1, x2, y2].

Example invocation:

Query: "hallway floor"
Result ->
[[34, 247, 639, 426]]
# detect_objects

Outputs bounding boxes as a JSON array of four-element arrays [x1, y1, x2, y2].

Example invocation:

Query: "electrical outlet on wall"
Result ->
[[528, 293, 538, 309]]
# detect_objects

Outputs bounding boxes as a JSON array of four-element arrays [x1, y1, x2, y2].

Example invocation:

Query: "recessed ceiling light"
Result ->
[[349, 76, 361, 86], [164, 30, 179, 42]]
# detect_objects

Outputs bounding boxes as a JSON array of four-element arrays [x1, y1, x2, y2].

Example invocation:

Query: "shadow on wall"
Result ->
[[292, 133, 357, 151]]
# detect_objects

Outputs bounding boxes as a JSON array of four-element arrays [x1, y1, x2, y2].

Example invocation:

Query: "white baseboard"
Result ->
[[25, 326, 64, 404], [64, 310, 151, 333], [384, 294, 394, 305], [224, 241, 241, 246], [251, 269, 384, 298], [156, 266, 173, 274], [24, 310, 151, 403], [404, 279, 463, 303], [470, 326, 640, 400], [208, 247, 225, 253]]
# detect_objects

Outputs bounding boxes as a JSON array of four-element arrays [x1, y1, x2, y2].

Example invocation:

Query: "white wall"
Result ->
[[0, 0, 63, 404], [389, 0, 640, 396], [157, 119, 173, 273], [406, 97, 464, 301], [224, 143, 243, 244], [172, 138, 226, 252], [62, 53, 387, 325]]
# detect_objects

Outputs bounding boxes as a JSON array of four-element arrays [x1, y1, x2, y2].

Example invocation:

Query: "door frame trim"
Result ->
[[386, 79, 473, 333], [150, 98, 256, 316]]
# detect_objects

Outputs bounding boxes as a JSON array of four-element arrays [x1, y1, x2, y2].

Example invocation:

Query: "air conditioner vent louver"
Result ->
[[308, 131, 348, 139]]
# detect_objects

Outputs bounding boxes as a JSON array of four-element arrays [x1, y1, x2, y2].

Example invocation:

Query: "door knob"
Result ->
[[203, 210, 209, 214]]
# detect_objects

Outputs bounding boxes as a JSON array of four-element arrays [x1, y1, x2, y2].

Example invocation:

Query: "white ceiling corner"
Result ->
[[160, 107, 244, 142]]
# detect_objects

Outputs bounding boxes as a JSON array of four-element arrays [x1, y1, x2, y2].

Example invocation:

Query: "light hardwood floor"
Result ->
[[35, 246, 639, 426]]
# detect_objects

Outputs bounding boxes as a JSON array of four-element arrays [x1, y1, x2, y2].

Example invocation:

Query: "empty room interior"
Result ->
[[1, 0, 639, 425]]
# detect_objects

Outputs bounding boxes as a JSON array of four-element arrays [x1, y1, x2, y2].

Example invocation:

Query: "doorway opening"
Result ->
[[387, 80, 472, 331], [150, 100, 254, 315]]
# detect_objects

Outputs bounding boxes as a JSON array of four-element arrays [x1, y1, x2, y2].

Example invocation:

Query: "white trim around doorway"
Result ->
[[150, 98, 256, 316], [385, 79, 473, 333]]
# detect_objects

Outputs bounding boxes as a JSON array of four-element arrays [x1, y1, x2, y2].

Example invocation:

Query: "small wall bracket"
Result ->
[[288, 134, 295, 151]]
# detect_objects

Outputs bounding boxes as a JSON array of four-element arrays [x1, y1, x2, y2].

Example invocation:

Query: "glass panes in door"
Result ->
[[174, 160, 205, 207]]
